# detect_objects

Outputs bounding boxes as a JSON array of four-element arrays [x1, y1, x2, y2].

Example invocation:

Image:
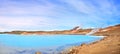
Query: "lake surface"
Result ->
[[0, 34, 104, 54]]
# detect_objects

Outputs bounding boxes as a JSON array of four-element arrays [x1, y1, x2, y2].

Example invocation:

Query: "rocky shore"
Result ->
[[62, 24, 120, 54]]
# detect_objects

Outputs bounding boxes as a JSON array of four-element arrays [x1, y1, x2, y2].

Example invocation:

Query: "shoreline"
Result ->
[[61, 24, 120, 54], [0, 34, 106, 54], [62, 35, 120, 54]]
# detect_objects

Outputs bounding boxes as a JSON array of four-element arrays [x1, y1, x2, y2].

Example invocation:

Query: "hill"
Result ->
[[63, 24, 120, 54]]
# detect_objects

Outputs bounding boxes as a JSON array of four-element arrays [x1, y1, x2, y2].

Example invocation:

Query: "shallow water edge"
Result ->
[[0, 34, 104, 54]]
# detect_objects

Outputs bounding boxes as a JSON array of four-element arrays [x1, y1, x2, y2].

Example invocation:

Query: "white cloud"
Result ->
[[0, 16, 57, 31], [0, 0, 120, 31], [0, 0, 60, 16]]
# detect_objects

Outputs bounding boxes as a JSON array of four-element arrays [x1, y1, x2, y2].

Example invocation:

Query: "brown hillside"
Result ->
[[64, 24, 120, 54]]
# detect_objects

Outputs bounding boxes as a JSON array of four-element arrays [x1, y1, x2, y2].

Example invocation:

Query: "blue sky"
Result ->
[[0, 0, 120, 31]]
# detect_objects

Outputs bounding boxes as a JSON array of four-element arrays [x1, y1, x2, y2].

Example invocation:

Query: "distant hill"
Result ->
[[0, 24, 120, 35], [0, 26, 92, 35], [94, 24, 120, 36]]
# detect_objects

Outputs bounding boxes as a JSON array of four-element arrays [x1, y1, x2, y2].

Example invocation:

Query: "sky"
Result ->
[[0, 0, 120, 31]]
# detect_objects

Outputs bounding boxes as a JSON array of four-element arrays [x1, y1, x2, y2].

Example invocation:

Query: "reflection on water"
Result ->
[[0, 34, 104, 54]]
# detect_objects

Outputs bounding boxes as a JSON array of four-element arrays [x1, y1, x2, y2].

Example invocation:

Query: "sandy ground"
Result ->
[[65, 36, 120, 54]]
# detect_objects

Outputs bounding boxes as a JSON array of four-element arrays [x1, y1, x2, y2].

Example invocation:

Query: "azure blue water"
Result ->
[[0, 34, 104, 54]]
